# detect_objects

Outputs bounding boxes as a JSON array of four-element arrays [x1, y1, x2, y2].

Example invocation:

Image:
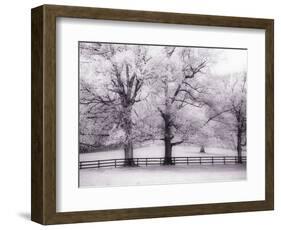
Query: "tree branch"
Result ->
[[171, 140, 184, 146], [203, 108, 232, 126]]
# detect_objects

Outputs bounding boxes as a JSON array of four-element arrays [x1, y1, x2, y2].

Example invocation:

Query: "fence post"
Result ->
[[98, 160, 100, 168], [199, 157, 202, 165], [115, 159, 116, 168], [223, 157, 225, 165], [187, 157, 189, 165], [212, 157, 214, 165], [146, 158, 148, 167]]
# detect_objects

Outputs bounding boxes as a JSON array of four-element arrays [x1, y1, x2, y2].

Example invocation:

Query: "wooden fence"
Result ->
[[79, 156, 247, 169]]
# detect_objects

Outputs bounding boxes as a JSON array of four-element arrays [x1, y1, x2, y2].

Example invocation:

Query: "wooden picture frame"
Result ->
[[31, 4, 274, 225]]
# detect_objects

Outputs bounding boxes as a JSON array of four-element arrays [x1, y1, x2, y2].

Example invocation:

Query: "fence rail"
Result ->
[[79, 156, 247, 169]]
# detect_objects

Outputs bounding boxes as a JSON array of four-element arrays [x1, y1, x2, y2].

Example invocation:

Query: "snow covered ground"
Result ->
[[79, 144, 246, 188], [79, 164, 246, 188], [80, 144, 246, 161]]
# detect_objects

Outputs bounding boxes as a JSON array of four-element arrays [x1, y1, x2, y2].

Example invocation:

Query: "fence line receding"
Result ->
[[79, 156, 247, 169]]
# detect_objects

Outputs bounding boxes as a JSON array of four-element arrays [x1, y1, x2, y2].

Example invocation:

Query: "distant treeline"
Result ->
[[79, 143, 123, 153]]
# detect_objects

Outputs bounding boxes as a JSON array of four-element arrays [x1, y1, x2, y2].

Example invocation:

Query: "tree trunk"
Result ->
[[200, 145, 206, 153], [162, 75, 174, 165], [124, 141, 135, 166], [236, 129, 242, 164], [163, 114, 174, 165], [123, 106, 136, 167], [164, 137, 173, 165]]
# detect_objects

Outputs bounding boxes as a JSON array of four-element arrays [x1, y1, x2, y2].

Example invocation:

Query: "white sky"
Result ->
[[211, 48, 247, 75]]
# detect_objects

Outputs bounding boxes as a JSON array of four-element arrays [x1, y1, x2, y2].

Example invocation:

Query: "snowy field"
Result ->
[[79, 144, 246, 161], [79, 164, 246, 188], [79, 144, 246, 188]]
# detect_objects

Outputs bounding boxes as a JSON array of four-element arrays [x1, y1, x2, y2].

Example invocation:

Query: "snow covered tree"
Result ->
[[204, 73, 247, 163], [80, 43, 152, 166], [149, 47, 211, 164]]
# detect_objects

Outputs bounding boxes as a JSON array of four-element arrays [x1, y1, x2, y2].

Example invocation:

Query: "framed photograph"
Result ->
[[31, 4, 274, 225]]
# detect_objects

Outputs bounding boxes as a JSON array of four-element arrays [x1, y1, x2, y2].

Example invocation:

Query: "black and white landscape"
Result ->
[[79, 42, 247, 188]]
